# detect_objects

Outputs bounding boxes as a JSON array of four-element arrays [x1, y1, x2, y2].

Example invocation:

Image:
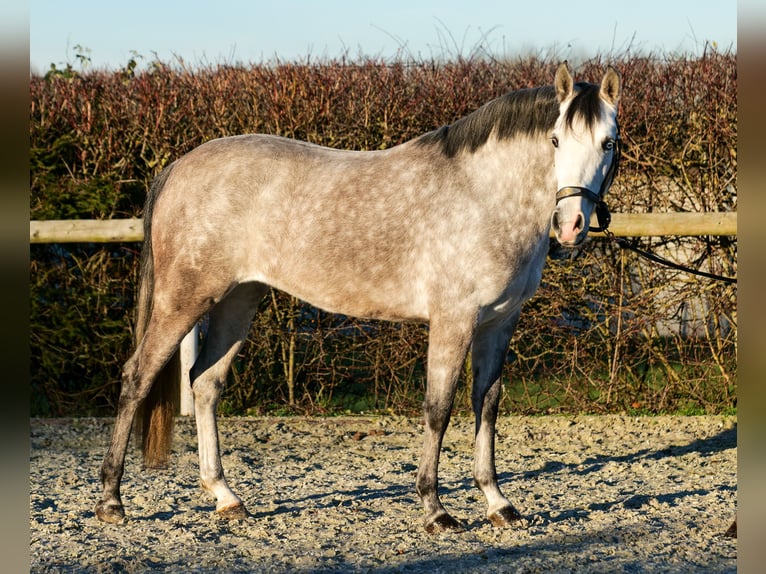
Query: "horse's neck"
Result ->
[[460, 136, 556, 234]]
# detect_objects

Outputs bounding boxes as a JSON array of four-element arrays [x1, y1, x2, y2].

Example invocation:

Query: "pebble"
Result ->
[[30, 415, 737, 572]]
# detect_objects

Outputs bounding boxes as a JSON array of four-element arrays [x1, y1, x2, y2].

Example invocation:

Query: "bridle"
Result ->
[[551, 123, 735, 284], [554, 122, 621, 233]]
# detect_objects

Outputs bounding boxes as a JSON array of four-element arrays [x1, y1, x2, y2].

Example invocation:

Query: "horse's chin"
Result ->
[[555, 233, 588, 248]]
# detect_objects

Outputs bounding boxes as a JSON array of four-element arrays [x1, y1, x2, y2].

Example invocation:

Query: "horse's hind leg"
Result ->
[[471, 312, 523, 527], [96, 303, 206, 523], [191, 282, 267, 519]]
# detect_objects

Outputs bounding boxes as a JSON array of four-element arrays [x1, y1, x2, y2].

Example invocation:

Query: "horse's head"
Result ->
[[550, 63, 621, 247]]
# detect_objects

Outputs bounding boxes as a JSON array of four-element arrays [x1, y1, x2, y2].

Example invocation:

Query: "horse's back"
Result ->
[[146, 132, 550, 323], [148, 134, 442, 319]]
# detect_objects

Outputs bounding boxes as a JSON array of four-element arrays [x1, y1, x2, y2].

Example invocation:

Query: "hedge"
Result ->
[[30, 50, 736, 416]]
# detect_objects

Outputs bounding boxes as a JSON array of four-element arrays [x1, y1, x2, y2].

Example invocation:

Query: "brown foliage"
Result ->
[[30, 51, 736, 416]]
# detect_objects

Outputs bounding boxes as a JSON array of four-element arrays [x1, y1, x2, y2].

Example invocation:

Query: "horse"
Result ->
[[96, 63, 621, 533]]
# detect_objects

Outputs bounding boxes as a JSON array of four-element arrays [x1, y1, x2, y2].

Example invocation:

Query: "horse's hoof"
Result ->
[[488, 505, 523, 527], [424, 512, 464, 533], [95, 501, 125, 524], [216, 502, 249, 520]]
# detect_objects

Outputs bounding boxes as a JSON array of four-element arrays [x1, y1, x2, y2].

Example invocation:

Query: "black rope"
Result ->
[[605, 232, 737, 285]]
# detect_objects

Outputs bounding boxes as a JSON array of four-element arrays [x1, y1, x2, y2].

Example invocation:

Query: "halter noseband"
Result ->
[[554, 125, 621, 233]]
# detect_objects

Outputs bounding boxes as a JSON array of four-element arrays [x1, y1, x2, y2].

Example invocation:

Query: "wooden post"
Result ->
[[179, 325, 199, 416], [29, 213, 739, 243]]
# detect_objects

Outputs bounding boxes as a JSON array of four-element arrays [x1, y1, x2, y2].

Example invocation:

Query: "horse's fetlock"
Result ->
[[473, 471, 497, 490], [416, 476, 436, 499]]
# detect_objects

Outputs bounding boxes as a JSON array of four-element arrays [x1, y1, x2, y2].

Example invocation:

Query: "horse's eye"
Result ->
[[551, 136, 559, 148], [603, 138, 615, 151]]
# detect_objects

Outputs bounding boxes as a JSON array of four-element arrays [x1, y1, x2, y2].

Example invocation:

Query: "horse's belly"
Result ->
[[314, 294, 429, 322], [258, 266, 430, 323]]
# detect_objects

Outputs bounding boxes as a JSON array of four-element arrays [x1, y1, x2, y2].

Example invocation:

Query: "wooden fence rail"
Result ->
[[30, 212, 737, 415], [29, 212, 737, 244]]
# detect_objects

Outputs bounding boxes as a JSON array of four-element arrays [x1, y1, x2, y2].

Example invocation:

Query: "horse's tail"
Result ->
[[134, 163, 180, 470]]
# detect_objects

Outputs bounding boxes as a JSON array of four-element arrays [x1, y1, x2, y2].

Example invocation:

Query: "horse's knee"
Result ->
[[423, 397, 453, 432]]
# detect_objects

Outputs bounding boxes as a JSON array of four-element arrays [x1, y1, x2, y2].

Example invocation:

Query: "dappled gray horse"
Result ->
[[96, 63, 621, 532]]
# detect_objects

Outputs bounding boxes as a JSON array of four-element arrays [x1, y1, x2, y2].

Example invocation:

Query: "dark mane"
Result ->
[[417, 82, 602, 158]]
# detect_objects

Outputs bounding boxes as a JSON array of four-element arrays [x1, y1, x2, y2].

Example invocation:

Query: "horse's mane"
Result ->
[[417, 82, 603, 158]]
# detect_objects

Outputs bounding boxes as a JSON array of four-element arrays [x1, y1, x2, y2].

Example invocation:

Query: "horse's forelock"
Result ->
[[563, 82, 606, 132]]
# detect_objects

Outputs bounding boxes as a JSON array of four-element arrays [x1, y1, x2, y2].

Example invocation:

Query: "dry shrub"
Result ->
[[30, 50, 736, 416]]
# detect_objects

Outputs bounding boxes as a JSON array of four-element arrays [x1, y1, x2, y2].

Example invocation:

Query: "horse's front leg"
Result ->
[[471, 312, 523, 527], [416, 311, 476, 533]]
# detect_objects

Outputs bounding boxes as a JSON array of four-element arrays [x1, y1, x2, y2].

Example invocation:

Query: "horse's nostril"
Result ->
[[551, 211, 560, 231], [575, 212, 584, 232]]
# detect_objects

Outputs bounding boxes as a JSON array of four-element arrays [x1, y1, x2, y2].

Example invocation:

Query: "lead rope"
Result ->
[[562, 123, 735, 285], [601, 226, 737, 285]]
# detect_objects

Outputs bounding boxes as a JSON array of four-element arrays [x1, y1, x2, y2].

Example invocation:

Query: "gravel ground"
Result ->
[[30, 415, 736, 573]]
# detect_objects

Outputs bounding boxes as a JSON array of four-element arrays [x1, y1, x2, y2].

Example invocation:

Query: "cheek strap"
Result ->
[[555, 186, 601, 204]]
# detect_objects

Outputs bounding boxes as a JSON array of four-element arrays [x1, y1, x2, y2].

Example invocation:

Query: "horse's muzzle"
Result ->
[[551, 207, 586, 246], [553, 185, 612, 240]]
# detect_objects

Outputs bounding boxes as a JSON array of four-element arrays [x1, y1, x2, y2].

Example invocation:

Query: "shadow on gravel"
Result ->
[[498, 424, 736, 538], [489, 423, 737, 482], [517, 424, 737, 480], [422, 424, 738, 532], [239, 424, 738, 527], [249, 482, 415, 520], [358, 522, 736, 574]]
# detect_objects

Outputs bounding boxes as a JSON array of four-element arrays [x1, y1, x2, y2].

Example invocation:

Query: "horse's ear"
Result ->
[[600, 66, 621, 107], [555, 62, 574, 102]]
